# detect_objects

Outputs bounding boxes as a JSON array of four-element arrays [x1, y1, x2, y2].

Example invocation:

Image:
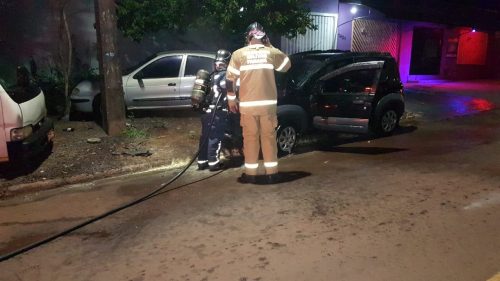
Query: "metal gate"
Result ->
[[280, 13, 337, 55], [352, 19, 400, 61]]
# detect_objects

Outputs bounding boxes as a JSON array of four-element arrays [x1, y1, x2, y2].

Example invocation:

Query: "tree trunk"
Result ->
[[94, 0, 126, 136], [62, 7, 72, 117]]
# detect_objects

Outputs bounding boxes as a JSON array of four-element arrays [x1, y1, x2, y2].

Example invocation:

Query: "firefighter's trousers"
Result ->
[[198, 111, 227, 168], [240, 113, 278, 176]]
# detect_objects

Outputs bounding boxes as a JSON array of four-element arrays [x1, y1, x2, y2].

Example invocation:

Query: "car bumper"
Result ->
[[7, 117, 55, 161], [70, 98, 93, 113]]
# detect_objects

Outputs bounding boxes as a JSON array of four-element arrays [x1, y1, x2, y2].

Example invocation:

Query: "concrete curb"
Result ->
[[2, 158, 192, 199]]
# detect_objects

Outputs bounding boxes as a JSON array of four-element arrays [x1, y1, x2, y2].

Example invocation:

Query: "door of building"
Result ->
[[410, 27, 443, 76]]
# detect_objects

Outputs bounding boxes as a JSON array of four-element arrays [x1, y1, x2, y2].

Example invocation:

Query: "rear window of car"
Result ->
[[184, 56, 214, 77]]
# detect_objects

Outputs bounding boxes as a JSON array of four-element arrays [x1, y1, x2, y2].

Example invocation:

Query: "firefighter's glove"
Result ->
[[228, 100, 239, 113]]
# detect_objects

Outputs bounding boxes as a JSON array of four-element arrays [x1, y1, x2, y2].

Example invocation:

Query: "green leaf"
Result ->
[[117, 0, 315, 42]]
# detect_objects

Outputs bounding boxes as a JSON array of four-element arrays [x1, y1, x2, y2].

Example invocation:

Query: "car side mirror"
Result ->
[[133, 71, 144, 80]]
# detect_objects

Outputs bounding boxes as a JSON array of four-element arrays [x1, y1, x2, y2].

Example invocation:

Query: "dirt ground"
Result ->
[[0, 110, 203, 198]]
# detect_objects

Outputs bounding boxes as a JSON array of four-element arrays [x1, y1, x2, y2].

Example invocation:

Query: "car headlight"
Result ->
[[11, 126, 33, 141], [71, 87, 80, 96]]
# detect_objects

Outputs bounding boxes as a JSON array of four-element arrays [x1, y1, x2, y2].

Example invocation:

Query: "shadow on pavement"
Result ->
[[293, 125, 418, 156], [251, 171, 312, 185]]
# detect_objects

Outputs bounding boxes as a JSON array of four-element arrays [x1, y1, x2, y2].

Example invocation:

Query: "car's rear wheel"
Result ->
[[374, 108, 400, 135], [276, 122, 297, 156]]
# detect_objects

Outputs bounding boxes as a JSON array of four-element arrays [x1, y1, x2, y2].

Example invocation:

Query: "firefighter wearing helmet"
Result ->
[[197, 49, 232, 171], [226, 22, 291, 184]]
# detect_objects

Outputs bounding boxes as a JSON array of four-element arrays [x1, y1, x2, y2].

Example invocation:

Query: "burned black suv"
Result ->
[[275, 50, 405, 154]]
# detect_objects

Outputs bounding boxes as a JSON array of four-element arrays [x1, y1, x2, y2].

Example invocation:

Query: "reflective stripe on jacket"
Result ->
[[226, 44, 291, 115]]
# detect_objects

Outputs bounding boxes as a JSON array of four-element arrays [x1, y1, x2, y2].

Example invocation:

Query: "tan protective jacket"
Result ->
[[226, 44, 291, 115]]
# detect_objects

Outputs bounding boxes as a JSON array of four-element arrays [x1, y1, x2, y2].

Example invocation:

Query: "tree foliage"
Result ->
[[117, 0, 316, 42]]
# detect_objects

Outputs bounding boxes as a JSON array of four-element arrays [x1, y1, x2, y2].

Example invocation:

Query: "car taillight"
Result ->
[[323, 104, 338, 109], [11, 126, 33, 141]]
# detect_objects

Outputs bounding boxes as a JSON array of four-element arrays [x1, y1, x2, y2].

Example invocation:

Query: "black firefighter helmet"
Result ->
[[215, 49, 231, 71]]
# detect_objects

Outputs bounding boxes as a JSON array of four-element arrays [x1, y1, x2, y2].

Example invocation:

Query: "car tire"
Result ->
[[92, 94, 102, 123], [276, 122, 298, 156], [374, 108, 400, 136]]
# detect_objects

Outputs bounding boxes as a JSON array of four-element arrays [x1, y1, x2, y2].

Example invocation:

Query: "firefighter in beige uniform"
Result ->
[[226, 22, 291, 184]]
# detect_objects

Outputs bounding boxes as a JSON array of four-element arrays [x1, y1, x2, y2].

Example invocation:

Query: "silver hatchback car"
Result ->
[[70, 51, 215, 117]]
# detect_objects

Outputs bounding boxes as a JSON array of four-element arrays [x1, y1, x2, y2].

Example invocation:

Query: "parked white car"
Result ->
[[70, 51, 215, 117], [0, 79, 54, 164]]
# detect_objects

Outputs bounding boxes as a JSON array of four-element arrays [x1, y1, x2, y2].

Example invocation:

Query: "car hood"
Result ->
[[19, 89, 46, 126]]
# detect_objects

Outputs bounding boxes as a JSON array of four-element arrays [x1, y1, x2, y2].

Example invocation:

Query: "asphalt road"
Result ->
[[1, 80, 500, 281]]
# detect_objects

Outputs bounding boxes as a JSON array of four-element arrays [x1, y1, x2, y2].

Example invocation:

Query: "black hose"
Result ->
[[0, 89, 226, 263]]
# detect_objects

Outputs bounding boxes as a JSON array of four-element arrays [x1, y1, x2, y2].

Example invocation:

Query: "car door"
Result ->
[[179, 55, 214, 106], [124, 55, 183, 109], [315, 61, 383, 119]]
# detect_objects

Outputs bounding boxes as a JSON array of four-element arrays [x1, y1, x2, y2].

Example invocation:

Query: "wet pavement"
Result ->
[[404, 79, 499, 121]]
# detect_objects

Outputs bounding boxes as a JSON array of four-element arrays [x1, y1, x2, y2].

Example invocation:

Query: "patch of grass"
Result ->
[[123, 127, 149, 139]]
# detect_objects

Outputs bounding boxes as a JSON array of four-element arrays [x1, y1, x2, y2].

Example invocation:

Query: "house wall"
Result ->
[[495, 32, 500, 78], [336, 3, 385, 50], [351, 19, 401, 60]]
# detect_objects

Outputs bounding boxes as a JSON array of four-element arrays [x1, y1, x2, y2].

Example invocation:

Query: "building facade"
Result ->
[[281, 1, 500, 83]]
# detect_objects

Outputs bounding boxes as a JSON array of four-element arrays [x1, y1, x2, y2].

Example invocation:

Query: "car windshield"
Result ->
[[0, 78, 13, 89], [3, 81, 41, 104], [122, 54, 159, 75], [286, 56, 326, 88]]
